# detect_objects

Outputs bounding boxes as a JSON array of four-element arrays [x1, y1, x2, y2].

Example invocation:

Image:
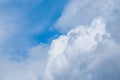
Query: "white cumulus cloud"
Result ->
[[44, 17, 120, 80]]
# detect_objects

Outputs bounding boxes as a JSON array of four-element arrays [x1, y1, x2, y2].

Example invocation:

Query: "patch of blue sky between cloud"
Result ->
[[0, 0, 69, 59], [26, 0, 69, 43]]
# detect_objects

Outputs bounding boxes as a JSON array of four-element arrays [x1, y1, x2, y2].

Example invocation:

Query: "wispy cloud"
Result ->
[[0, 43, 48, 80], [55, 0, 120, 34]]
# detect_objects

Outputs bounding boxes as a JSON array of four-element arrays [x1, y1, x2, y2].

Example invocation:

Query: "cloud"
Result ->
[[55, 0, 120, 35], [0, 44, 49, 80], [0, 1, 49, 78], [0, 20, 16, 45], [46, 1, 120, 79], [44, 17, 120, 80], [0, 16, 119, 80], [0, 0, 119, 80], [86, 43, 120, 80]]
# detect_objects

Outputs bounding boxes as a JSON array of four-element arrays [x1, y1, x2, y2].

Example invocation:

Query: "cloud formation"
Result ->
[[44, 0, 120, 79], [0, 44, 48, 80], [55, 0, 120, 37], [44, 17, 120, 80], [0, 16, 119, 80], [0, 0, 119, 80]]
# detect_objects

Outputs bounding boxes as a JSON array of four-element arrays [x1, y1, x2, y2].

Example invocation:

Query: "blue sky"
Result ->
[[0, 0, 69, 57], [0, 0, 68, 43], [0, 0, 120, 80], [26, 0, 68, 43]]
